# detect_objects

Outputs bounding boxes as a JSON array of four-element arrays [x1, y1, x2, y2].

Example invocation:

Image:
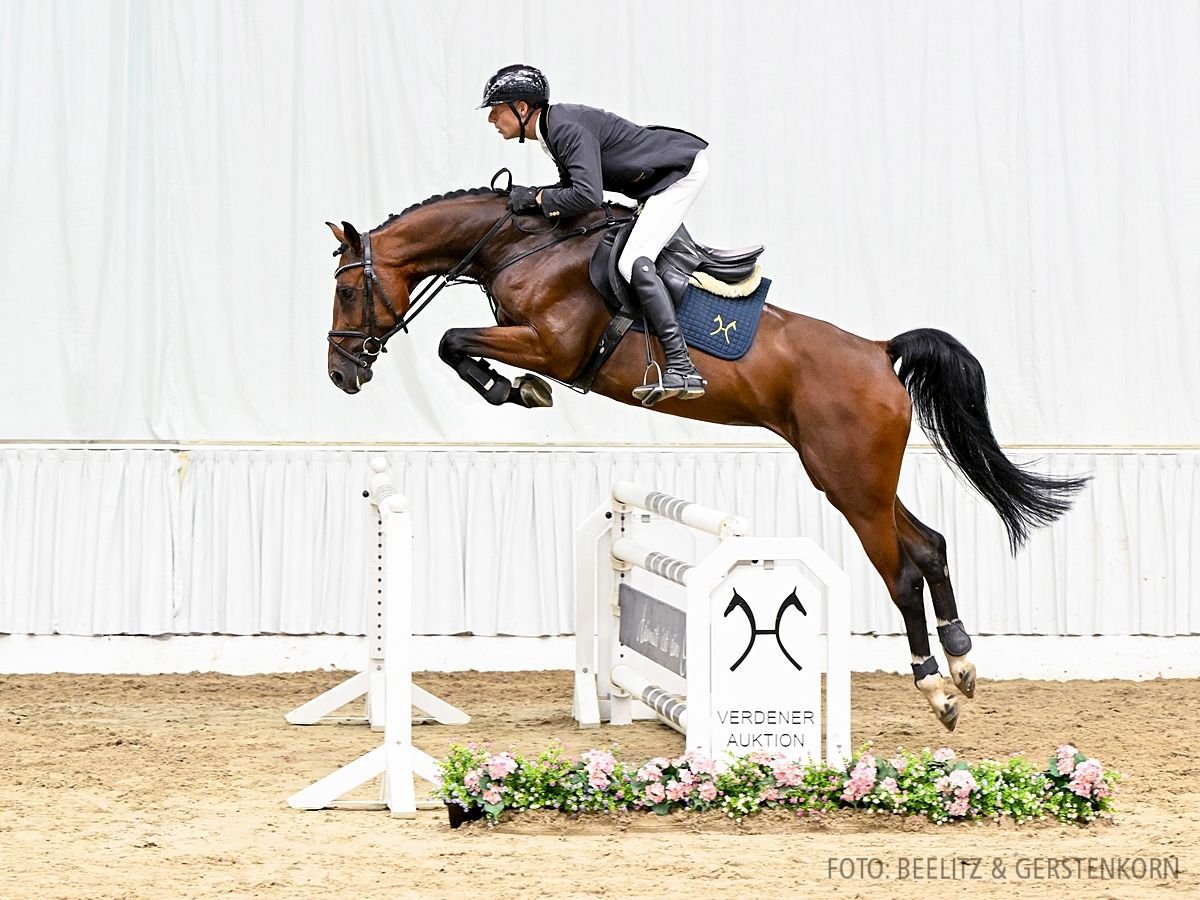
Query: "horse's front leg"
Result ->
[[438, 325, 555, 408]]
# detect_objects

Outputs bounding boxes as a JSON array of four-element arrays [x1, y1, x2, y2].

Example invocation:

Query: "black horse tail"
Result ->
[[887, 328, 1089, 554]]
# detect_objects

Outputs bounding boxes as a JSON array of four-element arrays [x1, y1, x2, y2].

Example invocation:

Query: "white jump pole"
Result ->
[[288, 458, 454, 816]]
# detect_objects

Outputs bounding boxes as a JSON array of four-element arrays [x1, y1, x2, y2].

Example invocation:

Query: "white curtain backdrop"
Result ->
[[1, 0, 1197, 444], [1, 447, 1195, 639], [1, 2, 1197, 648]]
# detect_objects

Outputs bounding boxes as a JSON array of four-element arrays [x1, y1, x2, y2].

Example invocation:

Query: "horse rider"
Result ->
[[480, 63, 709, 405]]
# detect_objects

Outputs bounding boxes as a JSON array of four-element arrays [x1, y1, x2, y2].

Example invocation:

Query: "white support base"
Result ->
[[287, 744, 444, 816], [285, 670, 370, 725], [284, 672, 469, 729], [573, 669, 601, 728]]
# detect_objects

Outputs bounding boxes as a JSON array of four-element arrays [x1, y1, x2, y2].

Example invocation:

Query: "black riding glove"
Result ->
[[507, 185, 541, 214]]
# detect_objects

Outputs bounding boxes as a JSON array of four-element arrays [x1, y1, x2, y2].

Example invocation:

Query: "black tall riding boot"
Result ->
[[629, 256, 706, 406]]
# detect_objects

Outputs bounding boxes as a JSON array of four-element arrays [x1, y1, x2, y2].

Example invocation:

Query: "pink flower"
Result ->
[[482, 786, 502, 805], [935, 776, 952, 794], [581, 749, 616, 775], [463, 770, 481, 792], [677, 768, 696, 785], [840, 783, 867, 803], [666, 780, 693, 802], [890, 755, 907, 774], [760, 788, 781, 802], [644, 782, 667, 804], [588, 771, 610, 790], [933, 747, 956, 763], [688, 755, 717, 776], [698, 782, 718, 802], [1056, 745, 1079, 777], [485, 752, 518, 779], [1068, 758, 1105, 798], [879, 777, 899, 795], [840, 755, 878, 803], [637, 763, 663, 782], [948, 769, 977, 796], [772, 761, 805, 787], [948, 795, 970, 817]]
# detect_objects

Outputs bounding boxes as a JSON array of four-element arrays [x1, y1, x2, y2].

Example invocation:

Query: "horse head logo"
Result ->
[[722, 588, 807, 672], [710, 315, 738, 344]]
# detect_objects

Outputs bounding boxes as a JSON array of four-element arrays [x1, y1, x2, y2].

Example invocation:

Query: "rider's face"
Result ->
[[487, 102, 529, 140]]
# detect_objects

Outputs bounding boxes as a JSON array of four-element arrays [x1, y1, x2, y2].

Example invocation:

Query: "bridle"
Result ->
[[326, 210, 515, 370], [327, 170, 630, 371]]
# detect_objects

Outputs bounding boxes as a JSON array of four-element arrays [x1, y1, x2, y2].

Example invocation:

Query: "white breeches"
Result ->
[[617, 150, 709, 282]]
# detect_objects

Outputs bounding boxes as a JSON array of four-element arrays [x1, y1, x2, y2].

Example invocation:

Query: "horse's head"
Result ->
[[325, 220, 410, 394]]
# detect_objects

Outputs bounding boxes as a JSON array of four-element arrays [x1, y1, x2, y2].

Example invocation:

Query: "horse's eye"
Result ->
[[337, 285, 354, 301]]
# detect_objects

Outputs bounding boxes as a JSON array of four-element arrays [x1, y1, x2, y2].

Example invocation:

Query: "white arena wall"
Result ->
[[1, 444, 1197, 679], [2, 2, 1198, 680]]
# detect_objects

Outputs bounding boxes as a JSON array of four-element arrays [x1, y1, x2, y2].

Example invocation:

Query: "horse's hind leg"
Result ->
[[895, 500, 976, 699], [835, 501, 962, 731]]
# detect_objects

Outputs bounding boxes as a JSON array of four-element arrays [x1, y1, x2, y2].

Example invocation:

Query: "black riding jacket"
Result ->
[[536, 103, 707, 219]]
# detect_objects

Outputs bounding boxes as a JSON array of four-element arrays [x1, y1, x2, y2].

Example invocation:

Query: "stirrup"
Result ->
[[632, 361, 682, 407]]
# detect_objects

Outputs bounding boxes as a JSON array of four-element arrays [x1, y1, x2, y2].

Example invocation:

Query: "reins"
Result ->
[[328, 172, 630, 369]]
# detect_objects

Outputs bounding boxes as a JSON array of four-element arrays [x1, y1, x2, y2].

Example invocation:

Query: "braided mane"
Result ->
[[384, 186, 500, 226], [332, 186, 503, 256]]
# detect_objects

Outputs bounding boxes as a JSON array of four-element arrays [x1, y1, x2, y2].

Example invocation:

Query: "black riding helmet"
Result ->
[[479, 64, 549, 143]]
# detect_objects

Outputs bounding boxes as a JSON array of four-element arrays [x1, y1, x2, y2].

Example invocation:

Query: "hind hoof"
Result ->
[[513, 374, 553, 408], [952, 662, 977, 699], [938, 698, 959, 732]]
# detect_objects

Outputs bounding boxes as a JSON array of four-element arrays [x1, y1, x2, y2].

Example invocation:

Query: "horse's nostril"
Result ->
[[330, 370, 344, 386]]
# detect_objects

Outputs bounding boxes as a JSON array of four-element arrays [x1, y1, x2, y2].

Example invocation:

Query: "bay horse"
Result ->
[[325, 184, 1087, 731]]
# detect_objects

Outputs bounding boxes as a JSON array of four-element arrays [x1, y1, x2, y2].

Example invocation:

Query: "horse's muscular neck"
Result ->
[[374, 197, 522, 284]]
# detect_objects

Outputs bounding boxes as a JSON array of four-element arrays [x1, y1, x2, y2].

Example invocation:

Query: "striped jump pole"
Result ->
[[612, 482, 749, 538], [610, 664, 689, 734]]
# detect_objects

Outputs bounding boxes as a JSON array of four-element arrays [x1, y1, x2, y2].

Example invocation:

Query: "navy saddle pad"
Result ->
[[632, 277, 771, 361]]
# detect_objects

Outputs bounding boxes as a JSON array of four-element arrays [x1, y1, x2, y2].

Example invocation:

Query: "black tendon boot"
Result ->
[[629, 256, 706, 406]]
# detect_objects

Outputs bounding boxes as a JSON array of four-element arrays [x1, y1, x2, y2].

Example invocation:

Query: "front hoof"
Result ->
[[937, 697, 959, 731], [951, 660, 977, 699], [513, 374, 553, 408]]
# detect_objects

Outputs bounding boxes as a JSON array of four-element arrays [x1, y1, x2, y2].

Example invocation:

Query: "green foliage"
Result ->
[[437, 743, 1119, 826]]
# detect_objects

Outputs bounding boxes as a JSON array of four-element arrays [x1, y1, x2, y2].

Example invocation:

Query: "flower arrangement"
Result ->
[[438, 743, 1118, 827]]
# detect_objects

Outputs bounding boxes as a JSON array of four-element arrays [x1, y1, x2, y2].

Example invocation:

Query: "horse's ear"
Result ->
[[341, 221, 363, 256], [326, 221, 346, 245]]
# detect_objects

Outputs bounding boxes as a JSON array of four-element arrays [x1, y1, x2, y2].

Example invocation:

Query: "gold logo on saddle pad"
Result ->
[[710, 314, 737, 343]]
